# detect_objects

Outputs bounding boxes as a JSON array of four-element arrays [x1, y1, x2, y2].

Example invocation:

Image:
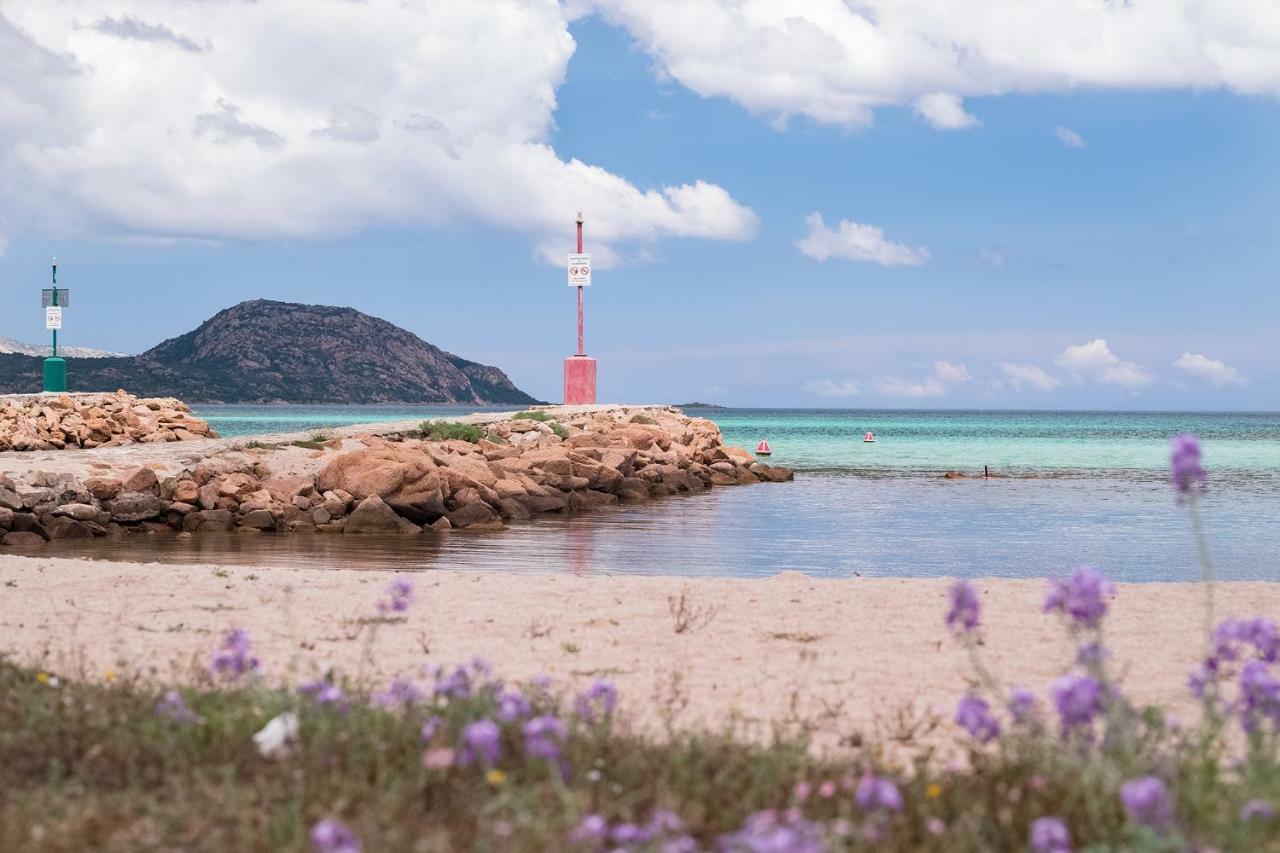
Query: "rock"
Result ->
[[496, 498, 532, 521], [217, 472, 259, 498], [344, 494, 419, 535], [291, 495, 311, 511], [751, 464, 794, 483], [0, 507, 12, 529], [107, 492, 168, 522], [84, 477, 123, 501], [618, 478, 649, 501], [167, 502, 197, 514], [430, 517, 452, 531], [446, 501, 501, 529], [197, 483, 221, 511], [10, 514, 47, 538], [0, 487, 23, 511], [264, 475, 314, 503], [317, 446, 446, 522], [312, 508, 332, 525], [47, 518, 97, 540], [53, 503, 100, 521], [2, 531, 45, 548], [121, 467, 160, 495], [567, 490, 619, 511], [21, 489, 55, 510], [173, 479, 200, 503], [240, 509, 277, 530], [184, 509, 234, 532]]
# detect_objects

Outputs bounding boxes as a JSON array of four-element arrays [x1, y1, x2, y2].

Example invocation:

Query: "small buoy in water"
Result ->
[[755, 438, 772, 456], [863, 431, 876, 443]]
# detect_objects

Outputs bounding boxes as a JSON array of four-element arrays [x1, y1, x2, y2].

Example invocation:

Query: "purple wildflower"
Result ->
[[1043, 567, 1114, 629], [497, 687, 532, 721], [570, 814, 608, 844], [299, 679, 349, 714], [209, 628, 259, 679], [458, 718, 501, 767], [945, 580, 981, 635], [1075, 640, 1109, 668], [1170, 433, 1205, 496], [1238, 660, 1280, 732], [1215, 618, 1280, 663], [1240, 799, 1276, 822], [154, 689, 203, 724], [719, 810, 826, 853], [855, 773, 903, 813], [611, 823, 648, 845], [1188, 659, 1217, 698], [1120, 776, 1173, 832], [1030, 816, 1071, 853], [1008, 687, 1040, 725], [311, 819, 360, 853], [1051, 674, 1105, 733], [523, 715, 567, 761], [372, 678, 423, 709], [954, 694, 1001, 743], [420, 715, 442, 743], [376, 578, 414, 614], [575, 680, 618, 723]]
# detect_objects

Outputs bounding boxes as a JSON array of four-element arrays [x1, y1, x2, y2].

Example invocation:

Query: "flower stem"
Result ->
[[1187, 494, 1216, 653]]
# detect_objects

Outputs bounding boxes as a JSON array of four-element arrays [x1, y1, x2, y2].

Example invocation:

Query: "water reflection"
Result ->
[[41, 473, 1280, 583]]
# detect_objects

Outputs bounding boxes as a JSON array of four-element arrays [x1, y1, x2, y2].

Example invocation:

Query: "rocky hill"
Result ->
[[0, 300, 539, 405]]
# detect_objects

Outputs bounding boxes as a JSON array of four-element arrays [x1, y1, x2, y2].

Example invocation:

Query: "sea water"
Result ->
[[45, 405, 1280, 582]]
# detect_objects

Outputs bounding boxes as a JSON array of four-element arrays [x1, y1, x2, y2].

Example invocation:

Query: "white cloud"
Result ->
[[0, 2, 757, 259], [914, 93, 980, 129], [1056, 339, 1152, 388], [584, 1, 1280, 128], [1173, 352, 1245, 388], [1055, 126, 1086, 148], [1000, 362, 1060, 391], [802, 379, 860, 397], [979, 247, 1011, 267], [876, 360, 971, 398], [796, 213, 929, 266]]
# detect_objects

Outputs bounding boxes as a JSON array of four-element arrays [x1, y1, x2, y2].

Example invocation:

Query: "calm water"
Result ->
[[45, 406, 1280, 582]]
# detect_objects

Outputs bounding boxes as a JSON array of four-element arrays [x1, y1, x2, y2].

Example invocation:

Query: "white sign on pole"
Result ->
[[44, 306, 62, 330], [567, 253, 591, 287]]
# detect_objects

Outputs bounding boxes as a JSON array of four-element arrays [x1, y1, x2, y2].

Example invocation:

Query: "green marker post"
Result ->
[[43, 258, 66, 393]]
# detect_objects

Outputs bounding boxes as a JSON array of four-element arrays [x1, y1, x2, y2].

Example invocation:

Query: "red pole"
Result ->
[[576, 212, 584, 356]]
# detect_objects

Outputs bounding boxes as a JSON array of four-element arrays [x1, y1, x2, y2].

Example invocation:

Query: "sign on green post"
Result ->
[[42, 259, 68, 393]]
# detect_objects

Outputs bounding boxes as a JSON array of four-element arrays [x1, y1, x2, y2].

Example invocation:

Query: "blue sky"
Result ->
[[1, 4, 1278, 409]]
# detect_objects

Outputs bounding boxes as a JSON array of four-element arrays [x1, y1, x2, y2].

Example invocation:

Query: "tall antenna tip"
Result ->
[[575, 210, 583, 224]]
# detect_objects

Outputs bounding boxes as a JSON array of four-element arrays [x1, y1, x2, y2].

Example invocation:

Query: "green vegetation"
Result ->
[[514, 410, 570, 439], [418, 420, 485, 443], [289, 433, 334, 450]]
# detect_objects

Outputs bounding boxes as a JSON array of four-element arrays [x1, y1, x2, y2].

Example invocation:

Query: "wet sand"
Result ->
[[1, 554, 1268, 749]]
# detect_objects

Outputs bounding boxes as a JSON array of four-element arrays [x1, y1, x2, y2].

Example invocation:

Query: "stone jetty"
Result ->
[[0, 390, 215, 451], [0, 404, 791, 547]]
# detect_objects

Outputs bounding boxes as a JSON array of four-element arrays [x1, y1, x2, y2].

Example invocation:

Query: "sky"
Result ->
[[0, 1, 1278, 409]]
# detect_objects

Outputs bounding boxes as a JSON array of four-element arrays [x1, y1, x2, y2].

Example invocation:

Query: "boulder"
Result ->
[[239, 509, 277, 530], [184, 509, 234, 532], [567, 490, 619, 511], [264, 475, 314, 503], [53, 503, 100, 521], [0, 487, 23, 511], [173, 479, 200, 503], [496, 498, 532, 521], [107, 492, 169, 522], [0, 507, 12, 529], [317, 446, 446, 522], [344, 494, 421, 535], [2, 531, 45, 548], [47, 518, 98, 540], [122, 467, 160, 495], [447, 501, 501, 529]]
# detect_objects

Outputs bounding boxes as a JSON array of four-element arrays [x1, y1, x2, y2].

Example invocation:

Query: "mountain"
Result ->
[[0, 338, 127, 358], [0, 300, 539, 405]]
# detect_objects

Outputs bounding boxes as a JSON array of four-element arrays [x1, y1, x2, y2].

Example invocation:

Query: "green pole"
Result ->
[[51, 260, 57, 359], [42, 257, 66, 393]]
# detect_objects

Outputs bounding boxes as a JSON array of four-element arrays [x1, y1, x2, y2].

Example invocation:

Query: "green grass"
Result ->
[[514, 410, 569, 439], [289, 433, 333, 450], [418, 421, 485, 443]]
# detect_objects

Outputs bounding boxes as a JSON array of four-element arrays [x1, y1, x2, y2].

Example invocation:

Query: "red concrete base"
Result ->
[[563, 355, 597, 405]]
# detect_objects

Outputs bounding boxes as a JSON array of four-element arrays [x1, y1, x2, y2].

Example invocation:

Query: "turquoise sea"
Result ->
[[50, 405, 1280, 582]]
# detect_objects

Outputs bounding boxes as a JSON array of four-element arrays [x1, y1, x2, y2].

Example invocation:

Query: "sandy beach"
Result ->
[[2, 553, 1269, 750]]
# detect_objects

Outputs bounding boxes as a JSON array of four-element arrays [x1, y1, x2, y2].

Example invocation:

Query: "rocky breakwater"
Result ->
[[0, 391, 215, 451], [0, 406, 791, 547]]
